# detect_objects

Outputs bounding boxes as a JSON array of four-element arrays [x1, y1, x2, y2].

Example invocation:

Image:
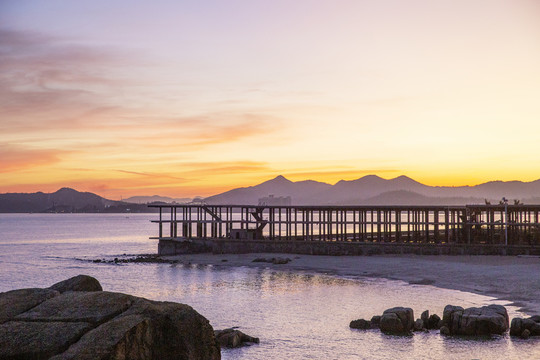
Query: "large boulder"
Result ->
[[0, 276, 221, 360], [0, 288, 59, 324], [510, 316, 540, 337], [49, 275, 103, 293], [441, 304, 509, 336], [380, 307, 414, 335]]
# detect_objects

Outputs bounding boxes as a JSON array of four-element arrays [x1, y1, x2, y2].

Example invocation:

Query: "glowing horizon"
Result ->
[[1, 0, 540, 200]]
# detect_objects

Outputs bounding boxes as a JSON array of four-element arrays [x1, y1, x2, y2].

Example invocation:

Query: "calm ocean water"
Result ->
[[1, 213, 539, 359]]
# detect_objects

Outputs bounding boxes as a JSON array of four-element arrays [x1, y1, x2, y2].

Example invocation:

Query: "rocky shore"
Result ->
[[351, 303, 540, 340], [0, 275, 221, 360]]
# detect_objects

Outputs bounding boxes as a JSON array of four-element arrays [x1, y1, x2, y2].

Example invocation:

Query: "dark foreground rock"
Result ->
[[0, 275, 220, 360], [380, 307, 415, 335], [510, 316, 540, 337], [214, 328, 259, 348], [441, 304, 509, 336]]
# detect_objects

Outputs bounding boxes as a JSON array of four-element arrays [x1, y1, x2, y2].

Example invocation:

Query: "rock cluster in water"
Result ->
[[348, 304, 540, 338], [0, 275, 221, 360], [214, 328, 260, 348], [510, 315, 540, 339], [90, 254, 171, 264], [252, 257, 292, 264]]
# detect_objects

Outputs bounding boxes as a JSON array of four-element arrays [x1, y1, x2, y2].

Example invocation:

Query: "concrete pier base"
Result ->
[[158, 238, 540, 256]]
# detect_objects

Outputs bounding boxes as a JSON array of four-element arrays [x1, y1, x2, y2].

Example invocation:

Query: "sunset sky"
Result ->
[[1, 0, 540, 199]]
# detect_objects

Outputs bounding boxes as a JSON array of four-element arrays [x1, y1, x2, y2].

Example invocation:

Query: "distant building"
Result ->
[[258, 194, 291, 206]]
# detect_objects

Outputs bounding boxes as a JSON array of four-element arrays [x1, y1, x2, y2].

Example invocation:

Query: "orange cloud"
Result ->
[[114, 169, 188, 181], [0, 144, 68, 172]]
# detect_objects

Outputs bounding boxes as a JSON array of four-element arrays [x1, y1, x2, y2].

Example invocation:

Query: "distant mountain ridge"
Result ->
[[204, 175, 540, 205], [123, 195, 193, 204], [0, 188, 158, 213], [2, 175, 540, 212]]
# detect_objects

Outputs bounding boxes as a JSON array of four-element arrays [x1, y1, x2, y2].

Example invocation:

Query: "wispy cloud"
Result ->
[[0, 27, 131, 129], [283, 168, 401, 181], [179, 160, 271, 176], [115, 169, 188, 181], [0, 144, 70, 172]]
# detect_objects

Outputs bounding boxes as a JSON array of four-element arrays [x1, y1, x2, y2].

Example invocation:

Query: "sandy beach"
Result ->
[[163, 253, 540, 315]]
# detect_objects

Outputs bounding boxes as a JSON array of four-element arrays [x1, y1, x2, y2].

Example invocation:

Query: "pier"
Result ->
[[150, 204, 540, 256]]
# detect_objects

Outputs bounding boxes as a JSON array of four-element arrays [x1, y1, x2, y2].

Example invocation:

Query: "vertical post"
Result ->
[[503, 198, 508, 246], [159, 206, 163, 238]]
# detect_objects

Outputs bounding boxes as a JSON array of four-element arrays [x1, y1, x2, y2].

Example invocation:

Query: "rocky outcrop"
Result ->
[[427, 314, 441, 329], [380, 307, 414, 335], [214, 328, 259, 348], [0, 275, 220, 360], [510, 316, 540, 338], [413, 319, 424, 331], [349, 319, 371, 330], [0, 288, 59, 324], [370, 315, 381, 328], [441, 304, 509, 336], [421, 310, 429, 328], [49, 274, 103, 293]]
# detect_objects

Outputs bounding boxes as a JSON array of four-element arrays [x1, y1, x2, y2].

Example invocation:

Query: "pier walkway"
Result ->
[[150, 204, 540, 256]]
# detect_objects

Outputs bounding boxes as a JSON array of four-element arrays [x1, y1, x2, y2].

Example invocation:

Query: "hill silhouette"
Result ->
[[2, 175, 540, 212], [204, 175, 540, 205], [0, 188, 158, 213]]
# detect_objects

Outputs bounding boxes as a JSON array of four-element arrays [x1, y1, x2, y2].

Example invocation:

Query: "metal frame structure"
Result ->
[[150, 204, 540, 246]]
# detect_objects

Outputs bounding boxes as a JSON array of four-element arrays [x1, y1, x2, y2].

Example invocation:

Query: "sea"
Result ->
[[1, 213, 539, 360]]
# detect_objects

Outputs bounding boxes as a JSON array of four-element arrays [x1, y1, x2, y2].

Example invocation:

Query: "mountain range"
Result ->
[[1, 175, 540, 212], [0, 188, 159, 213], [123, 195, 193, 204], [204, 175, 540, 205]]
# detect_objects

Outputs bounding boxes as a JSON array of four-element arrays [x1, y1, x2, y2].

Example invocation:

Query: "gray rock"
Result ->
[[370, 315, 381, 328], [16, 291, 134, 324], [440, 326, 450, 335], [441, 304, 509, 336], [421, 310, 429, 328], [427, 314, 441, 329], [53, 298, 220, 359], [380, 313, 405, 334], [0, 276, 220, 360], [214, 328, 259, 348], [0, 321, 92, 359], [49, 274, 103, 293], [414, 319, 424, 331], [521, 329, 531, 339], [0, 288, 59, 324], [380, 307, 414, 334], [510, 318, 523, 336], [510, 316, 540, 337], [350, 319, 371, 330]]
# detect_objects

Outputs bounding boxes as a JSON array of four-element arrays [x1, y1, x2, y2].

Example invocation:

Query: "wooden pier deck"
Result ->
[[149, 204, 540, 256]]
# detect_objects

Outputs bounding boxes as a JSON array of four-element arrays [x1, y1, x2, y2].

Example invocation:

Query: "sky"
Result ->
[[1, 0, 540, 199]]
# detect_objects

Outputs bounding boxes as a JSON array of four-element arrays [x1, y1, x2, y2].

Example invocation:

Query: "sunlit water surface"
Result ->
[[1, 214, 539, 360]]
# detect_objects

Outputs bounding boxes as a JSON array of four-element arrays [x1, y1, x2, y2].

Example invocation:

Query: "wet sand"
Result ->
[[163, 253, 540, 315]]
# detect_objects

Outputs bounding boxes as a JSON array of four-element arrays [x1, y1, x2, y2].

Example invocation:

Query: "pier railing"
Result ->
[[149, 204, 540, 246]]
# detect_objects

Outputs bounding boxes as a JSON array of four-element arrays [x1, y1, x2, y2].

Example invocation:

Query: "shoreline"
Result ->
[[162, 253, 540, 315]]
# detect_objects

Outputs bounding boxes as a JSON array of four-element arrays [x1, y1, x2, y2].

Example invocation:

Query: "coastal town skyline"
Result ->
[[2, 0, 540, 199]]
